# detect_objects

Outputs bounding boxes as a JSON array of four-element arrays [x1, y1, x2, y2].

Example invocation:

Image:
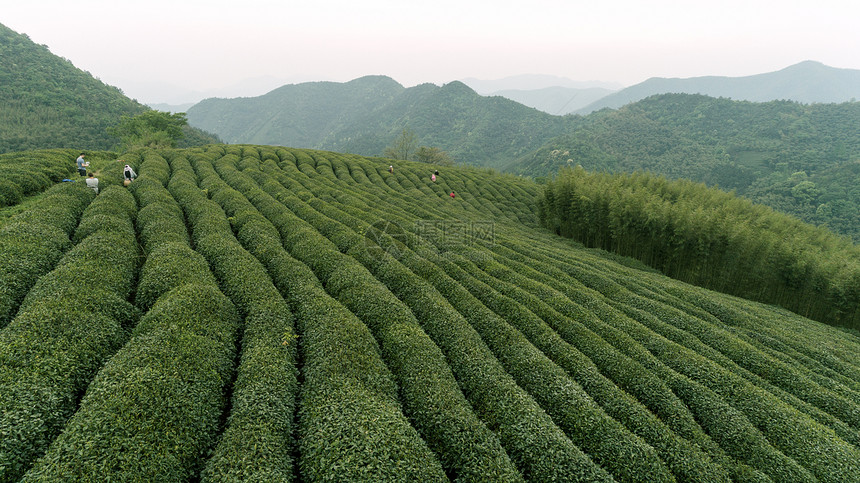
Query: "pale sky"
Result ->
[[3, 0, 858, 104]]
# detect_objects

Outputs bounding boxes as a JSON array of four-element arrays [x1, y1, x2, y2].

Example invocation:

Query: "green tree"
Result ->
[[383, 127, 417, 161], [415, 146, 454, 166], [108, 111, 188, 150], [791, 180, 819, 205]]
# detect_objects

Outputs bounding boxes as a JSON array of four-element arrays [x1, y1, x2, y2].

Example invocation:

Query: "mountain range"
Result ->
[[459, 61, 860, 116], [186, 77, 570, 168], [575, 61, 860, 114], [3, 18, 860, 240], [186, 61, 860, 169]]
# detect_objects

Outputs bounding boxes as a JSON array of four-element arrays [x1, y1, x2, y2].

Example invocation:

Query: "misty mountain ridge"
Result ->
[[150, 62, 856, 117], [460, 74, 623, 94], [186, 61, 858, 169], [486, 86, 617, 115], [577, 61, 860, 113], [353, 62, 858, 117]]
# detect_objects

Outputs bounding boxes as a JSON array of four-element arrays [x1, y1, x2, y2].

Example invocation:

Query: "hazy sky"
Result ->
[[3, 0, 858, 103]]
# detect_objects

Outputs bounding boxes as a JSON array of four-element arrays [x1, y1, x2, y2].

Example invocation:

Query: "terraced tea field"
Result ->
[[1, 145, 859, 482]]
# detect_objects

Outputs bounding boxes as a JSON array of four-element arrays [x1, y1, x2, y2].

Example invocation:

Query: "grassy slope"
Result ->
[[1, 146, 859, 482]]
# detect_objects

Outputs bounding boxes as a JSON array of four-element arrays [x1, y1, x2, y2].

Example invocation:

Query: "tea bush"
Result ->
[[0, 186, 138, 482]]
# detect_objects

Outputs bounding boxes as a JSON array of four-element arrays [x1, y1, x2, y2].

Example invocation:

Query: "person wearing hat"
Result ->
[[123, 164, 137, 184]]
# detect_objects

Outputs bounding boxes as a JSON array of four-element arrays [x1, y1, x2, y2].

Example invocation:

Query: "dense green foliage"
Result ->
[[0, 181, 92, 327], [538, 167, 860, 329], [107, 111, 189, 150], [22, 152, 237, 481], [0, 186, 139, 482], [516, 94, 860, 240], [2, 145, 859, 481], [0, 23, 219, 155]]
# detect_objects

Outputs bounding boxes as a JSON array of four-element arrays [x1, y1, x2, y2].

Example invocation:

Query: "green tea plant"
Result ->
[[3, 143, 860, 481], [221, 152, 524, 481], [206, 151, 448, 481], [170, 152, 300, 482], [0, 182, 93, 327], [0, 186, 139, 482], [0, 149, 79, 208]]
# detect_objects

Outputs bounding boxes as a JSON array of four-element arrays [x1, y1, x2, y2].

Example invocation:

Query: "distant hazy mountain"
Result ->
[[486, 86, 616, 115], [461, 74, 622, 94], [147, 102, 196, 113], [187, 76, 568, 169], [577, 61, 860, 114]]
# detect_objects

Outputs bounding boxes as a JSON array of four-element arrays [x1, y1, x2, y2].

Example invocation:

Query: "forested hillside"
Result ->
[[2, 145, 859, 481], [0, 23, 147, 152], [0, 23, 220, 154], [187, 76, 568, 168], [186, 76, 406, 147], [516, 94, 860, 240]]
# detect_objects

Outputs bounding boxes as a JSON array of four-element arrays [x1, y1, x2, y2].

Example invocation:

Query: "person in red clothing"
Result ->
[[450, 191, 455, 199]]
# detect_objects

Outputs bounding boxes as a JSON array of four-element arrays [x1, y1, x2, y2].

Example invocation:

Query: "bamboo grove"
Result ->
[[538, 166, 860, 330], [1, 145, 859, 481]]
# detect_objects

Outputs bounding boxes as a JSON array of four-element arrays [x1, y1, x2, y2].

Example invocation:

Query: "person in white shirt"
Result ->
[[85, 172, 99, 193], [123, 164, 137, 182]]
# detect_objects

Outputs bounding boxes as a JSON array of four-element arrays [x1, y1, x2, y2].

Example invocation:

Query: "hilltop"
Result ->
[[1, 145, 859, 481]]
